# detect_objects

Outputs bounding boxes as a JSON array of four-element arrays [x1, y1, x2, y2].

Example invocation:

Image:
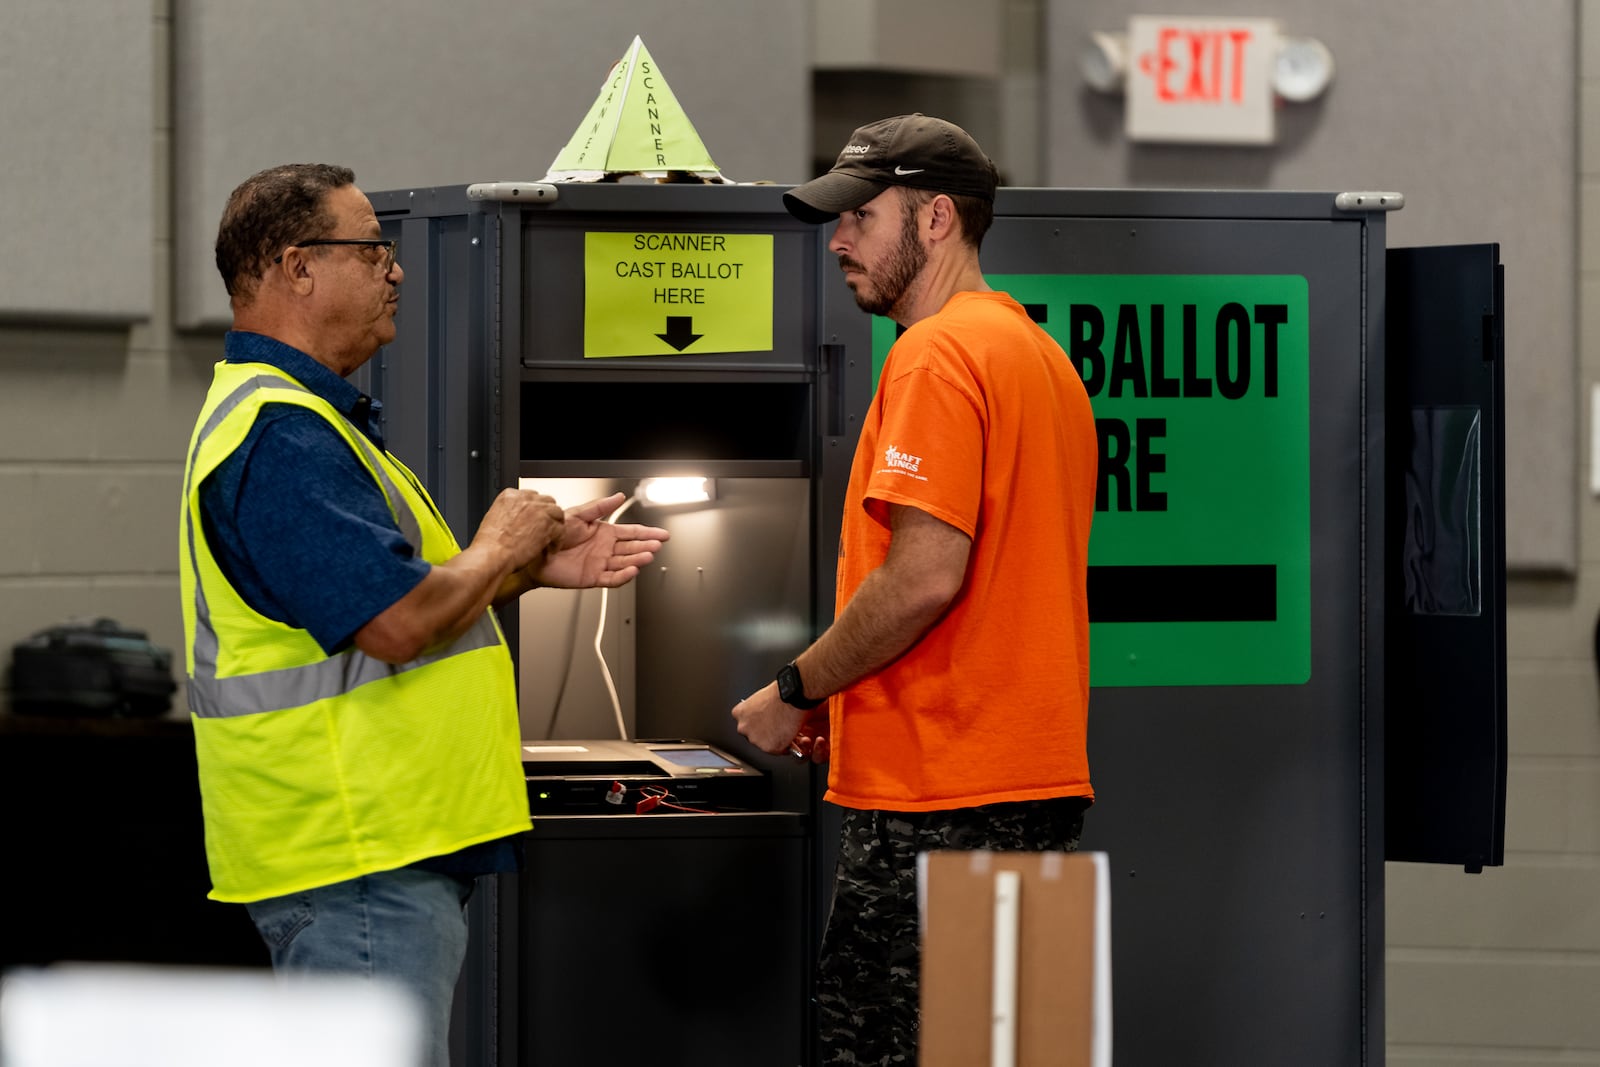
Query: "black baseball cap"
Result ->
[[783, 114, 999, 224]]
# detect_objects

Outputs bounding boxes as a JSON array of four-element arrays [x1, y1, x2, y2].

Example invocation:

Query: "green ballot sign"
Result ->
[[872, 274, 1311, 688]]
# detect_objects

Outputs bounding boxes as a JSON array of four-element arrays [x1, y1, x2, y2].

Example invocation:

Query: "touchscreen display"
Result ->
[[652, 747, 736, 769]]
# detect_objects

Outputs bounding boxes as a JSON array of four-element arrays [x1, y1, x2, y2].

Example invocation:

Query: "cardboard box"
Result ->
[[919, 850, 1110, 1067]]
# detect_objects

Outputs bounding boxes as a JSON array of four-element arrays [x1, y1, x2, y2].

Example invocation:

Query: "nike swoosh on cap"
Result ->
[[893, 166, 925, 175]]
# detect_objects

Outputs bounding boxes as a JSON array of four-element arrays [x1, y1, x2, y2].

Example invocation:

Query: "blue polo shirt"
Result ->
[[200, 330, 523, 877], [202, 331, 427, 652]]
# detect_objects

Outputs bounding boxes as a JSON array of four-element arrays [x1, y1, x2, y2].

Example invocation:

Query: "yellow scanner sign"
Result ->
[[584, 231, 774, 358]]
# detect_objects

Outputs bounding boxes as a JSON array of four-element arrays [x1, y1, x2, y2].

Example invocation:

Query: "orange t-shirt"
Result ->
[[825, 290, 1097, 812]]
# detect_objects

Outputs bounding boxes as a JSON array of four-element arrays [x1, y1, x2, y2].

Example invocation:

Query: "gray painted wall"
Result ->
[[172, 0, 810, 327], [1045, 0, 1578, 574], [0, 3, 152, 321]]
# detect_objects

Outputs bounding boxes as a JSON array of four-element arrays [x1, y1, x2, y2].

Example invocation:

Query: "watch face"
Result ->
[[777, 663, 817, 708], [777, 664, 802, 703]]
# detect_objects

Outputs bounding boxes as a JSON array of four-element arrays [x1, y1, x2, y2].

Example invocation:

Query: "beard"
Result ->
[[842, 209, 927, 317]]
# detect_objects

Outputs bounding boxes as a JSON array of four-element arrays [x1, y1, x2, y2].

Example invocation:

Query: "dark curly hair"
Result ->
[[214, 164, 356, 303]]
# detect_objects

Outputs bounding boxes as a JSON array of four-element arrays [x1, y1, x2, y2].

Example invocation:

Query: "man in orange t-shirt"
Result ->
[[732, 114, 1097, 1065]]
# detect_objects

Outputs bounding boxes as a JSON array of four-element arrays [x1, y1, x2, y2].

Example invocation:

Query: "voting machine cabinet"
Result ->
[[363, 181, 867, 1067], [364, 181, 1505, 1067], [968, 190, 1505, 1067]]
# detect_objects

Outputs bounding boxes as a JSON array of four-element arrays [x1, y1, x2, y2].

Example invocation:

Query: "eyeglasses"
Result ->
[[274, 238, 399, 272]]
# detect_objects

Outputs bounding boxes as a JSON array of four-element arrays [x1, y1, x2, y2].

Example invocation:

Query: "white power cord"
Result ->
[[594, 494, 637, 740]]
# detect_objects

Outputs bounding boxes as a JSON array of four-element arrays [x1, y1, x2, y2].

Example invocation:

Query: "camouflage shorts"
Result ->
[[815, 796, 1090, 1065]]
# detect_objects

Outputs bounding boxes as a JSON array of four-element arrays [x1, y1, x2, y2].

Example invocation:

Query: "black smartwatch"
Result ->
[[775, 661, 824, 710]]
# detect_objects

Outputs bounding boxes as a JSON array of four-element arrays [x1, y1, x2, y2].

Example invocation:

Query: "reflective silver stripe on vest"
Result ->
[[183, 373, 484, 719], [186, 612, 501, 718]]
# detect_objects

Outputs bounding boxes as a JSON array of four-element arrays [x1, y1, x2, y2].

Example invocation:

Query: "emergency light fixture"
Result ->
[[1080, 24, 1334, 103]]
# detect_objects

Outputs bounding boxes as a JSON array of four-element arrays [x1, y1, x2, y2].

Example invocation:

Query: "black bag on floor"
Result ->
[[8, 618, 178, 718]]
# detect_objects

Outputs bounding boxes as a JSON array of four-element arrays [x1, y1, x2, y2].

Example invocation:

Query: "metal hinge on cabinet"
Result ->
[[1334, 191, 1404, 213]]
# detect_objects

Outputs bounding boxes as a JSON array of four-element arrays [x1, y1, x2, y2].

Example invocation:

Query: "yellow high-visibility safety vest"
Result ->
[[178, 361, 529, 903]]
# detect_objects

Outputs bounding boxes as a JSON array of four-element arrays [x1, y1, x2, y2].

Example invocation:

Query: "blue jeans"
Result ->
[[245, 867, 476, 1067]]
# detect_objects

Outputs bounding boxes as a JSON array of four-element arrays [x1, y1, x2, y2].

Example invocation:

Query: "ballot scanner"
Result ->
[[521, 737, 767, 813]]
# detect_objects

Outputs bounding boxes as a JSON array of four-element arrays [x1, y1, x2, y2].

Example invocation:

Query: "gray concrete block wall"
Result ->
[[172, 0, 811, 328], [0, 325, 205, 692], [1, 0, 199, 705], [1043, 0, 1578, 575], [1385, 2, 1600, 1062], [0, 0, 811, 715]]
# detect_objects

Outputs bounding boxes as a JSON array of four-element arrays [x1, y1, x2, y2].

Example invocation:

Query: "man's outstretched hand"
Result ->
[[529, 492, 669, 589]]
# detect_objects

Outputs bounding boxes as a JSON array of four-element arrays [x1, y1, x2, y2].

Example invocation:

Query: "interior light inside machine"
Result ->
[[583, 474, 719, 743], [637, 476, 714, 506]]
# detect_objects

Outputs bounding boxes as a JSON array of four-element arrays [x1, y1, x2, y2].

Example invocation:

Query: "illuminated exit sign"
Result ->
[[1127, 15, 1280, 144]]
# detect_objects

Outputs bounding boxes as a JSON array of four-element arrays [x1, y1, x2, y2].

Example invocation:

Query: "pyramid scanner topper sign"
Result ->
[[544, 36, 728, 183]]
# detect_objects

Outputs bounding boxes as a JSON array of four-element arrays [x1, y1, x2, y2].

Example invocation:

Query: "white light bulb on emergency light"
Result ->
[[1081, 31, 1129, 95], [1273, 37, 1335, 102]]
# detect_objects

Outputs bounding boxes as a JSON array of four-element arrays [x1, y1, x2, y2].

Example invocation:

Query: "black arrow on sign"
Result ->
[[657, 316, 703, 352]]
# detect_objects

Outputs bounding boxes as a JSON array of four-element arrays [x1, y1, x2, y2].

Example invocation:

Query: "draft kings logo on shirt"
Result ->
[[880, 444, 925, 479]]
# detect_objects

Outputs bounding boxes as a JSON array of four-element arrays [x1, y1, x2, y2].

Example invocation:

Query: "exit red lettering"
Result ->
[[1141, 28, 1253, 104]]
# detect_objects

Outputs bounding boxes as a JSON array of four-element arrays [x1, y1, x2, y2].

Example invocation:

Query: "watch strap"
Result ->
[[777, 661, 824, 710]]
